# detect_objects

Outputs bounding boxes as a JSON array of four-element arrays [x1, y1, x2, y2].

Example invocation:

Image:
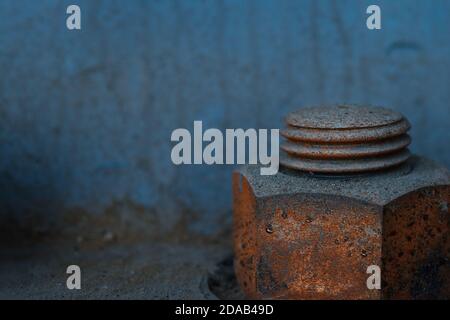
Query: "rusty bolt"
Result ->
[[233, 105, 450, 299]]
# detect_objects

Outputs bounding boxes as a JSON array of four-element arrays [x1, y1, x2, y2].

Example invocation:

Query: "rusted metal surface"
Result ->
[[233, 105, 450, 300], [280, 105, 412, 173], [382, 186, 450, 299]]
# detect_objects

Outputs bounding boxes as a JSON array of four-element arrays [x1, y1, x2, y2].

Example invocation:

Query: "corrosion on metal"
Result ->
[[280, 105, 411, 173], [233, 105, 450, 300]]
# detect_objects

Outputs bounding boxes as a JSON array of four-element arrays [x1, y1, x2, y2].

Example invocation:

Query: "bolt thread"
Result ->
[[280, 105, 411, 173]]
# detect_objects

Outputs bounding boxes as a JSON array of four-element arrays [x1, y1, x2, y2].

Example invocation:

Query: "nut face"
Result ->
[[233, 172, 382, 299], [233, 157, 450, 299], [243, 191, 382, 299]]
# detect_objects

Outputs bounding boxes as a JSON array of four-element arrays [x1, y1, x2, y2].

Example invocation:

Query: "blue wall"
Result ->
[[0, 0, 449, 235]]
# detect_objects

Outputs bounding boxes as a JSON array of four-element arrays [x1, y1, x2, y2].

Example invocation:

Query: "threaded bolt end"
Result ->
[[280, 105, 411, 173]]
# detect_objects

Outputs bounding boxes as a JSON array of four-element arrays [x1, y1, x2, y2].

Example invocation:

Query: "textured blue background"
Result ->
[[0, 0, 449, 236]]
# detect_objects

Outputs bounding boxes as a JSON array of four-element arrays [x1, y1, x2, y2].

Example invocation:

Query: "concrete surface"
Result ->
[[0, 212, 232, 299]]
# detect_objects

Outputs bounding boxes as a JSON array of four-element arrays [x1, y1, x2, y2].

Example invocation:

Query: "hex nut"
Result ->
[[233, 158, 450, 299]]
